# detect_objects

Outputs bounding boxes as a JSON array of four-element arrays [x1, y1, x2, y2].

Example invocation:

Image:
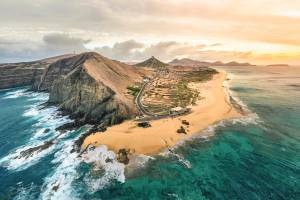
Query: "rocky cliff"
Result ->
[[36, 52, 142, 125], [0, 54, 74, 89]]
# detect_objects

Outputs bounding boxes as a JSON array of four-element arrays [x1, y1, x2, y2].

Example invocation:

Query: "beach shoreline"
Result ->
[[82, 70, 243, 156]]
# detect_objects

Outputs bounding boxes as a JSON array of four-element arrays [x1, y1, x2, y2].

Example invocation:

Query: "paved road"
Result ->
[[134, 79, 155, 117]]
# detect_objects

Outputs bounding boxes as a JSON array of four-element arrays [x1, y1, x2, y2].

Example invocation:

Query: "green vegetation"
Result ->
[[127, 84, 142, 97], [181, 68, 218, 82], [172, 80, 199, 107], [144, 104, 172, 115], [172, 68, 217, 107]]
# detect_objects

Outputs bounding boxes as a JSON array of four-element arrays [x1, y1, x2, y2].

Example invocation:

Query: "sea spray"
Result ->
[[0, 91, 72, 171], [2, 88, 28, 99], [40, 139, 81, 200], [81, 145, 126, 192]]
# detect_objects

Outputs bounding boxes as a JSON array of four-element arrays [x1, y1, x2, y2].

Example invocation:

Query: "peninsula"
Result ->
[[82, 56, 242, 157]]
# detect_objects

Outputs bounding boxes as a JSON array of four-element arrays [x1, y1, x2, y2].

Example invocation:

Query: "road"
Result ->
[[134, 71, 190, 120], [134, 78, 156, 117]]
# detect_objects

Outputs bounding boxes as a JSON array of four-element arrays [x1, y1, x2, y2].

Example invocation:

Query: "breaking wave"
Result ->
[[40, 139, 81, 200], [2, 88, 28, 99], [0, 92, 72, 172], [81, 145, 126, 193]]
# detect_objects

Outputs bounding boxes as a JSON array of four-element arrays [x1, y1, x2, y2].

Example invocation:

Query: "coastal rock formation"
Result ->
[[36, 52, 142, 125], [0, 54, 73, 89]]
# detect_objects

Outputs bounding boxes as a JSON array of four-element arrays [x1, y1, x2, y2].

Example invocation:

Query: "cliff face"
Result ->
[[32, 53, 89, 91], [0, 54, 74, 90], [38, 52, 142, 125], [0, 63, 44, 89]]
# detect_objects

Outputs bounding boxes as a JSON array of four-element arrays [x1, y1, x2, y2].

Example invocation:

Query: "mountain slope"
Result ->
[[35, 52, 142, 125]]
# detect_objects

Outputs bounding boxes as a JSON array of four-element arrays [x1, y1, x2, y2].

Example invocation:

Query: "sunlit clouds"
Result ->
[[0, 0, 299, 64]]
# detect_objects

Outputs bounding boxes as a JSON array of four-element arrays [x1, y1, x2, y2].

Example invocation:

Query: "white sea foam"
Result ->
[[31, 128, 51, 140], [81, 145, 125, 193], [2, 88, 49, 101], [13, 183, 37, 200], [26, 92, 48, 102], [2, 89, 28, 99], [0, 141, 58, 171], [128, 154, 154, 168], [0, 104, 72, 171], [23, 106, 40, 117], [159, 149, 191, 169], [224, 72, 253, 114], [40, 140, 81, 200]]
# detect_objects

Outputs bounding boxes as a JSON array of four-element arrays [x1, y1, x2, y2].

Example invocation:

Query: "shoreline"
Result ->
[[82, 70, 243, 156]]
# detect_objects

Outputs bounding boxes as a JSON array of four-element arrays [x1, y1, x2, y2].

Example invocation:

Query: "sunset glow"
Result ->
[[0, 0, 299, 64]]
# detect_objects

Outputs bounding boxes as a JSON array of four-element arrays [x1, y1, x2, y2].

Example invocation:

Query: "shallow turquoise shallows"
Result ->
[[0, 66, 299, 200]]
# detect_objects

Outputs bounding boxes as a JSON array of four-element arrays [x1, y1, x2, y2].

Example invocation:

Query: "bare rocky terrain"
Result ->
[[0, 54, 74, 89], [33, 52, 145, 126]]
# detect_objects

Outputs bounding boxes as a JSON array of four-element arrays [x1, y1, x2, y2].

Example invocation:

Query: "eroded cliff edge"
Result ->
[[34, 52, 143, 126], [0, 54, 74, 89]]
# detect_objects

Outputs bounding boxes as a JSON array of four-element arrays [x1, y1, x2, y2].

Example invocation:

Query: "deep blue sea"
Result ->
[[0, 66, 299, 200]]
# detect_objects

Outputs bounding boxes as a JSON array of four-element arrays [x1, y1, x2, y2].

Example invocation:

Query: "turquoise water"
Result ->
[[0, 66, 299, 199]]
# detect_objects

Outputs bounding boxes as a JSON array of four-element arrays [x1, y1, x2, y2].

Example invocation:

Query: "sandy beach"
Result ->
[[82, 70, 242, 155]]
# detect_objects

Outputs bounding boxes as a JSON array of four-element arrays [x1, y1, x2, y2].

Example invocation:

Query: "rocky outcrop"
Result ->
[[35, 52, 142, 125], [0, 54, 74, 90]]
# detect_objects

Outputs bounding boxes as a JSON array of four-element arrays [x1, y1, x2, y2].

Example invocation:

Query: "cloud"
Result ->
[[0, 0, 299, 64], [0, 33, 89, 62], [43, 33, 89, 52], [1, 35, 298, 65], [0, 0, 300, 46], [95, 39, 250, 62], [95, 40, 144, 60]]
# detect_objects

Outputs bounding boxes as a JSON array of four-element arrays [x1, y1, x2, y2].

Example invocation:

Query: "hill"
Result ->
[[169, 58, 254, 67], [135, 56, 167, 69], [169, 58, 211, 67], [34, 52, 143, 125]]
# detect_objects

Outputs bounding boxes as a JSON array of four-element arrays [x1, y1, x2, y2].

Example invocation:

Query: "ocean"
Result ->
[[0, 66, 299, 199]]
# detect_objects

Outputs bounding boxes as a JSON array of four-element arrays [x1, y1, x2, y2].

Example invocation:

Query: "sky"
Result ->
[[0, 0, 300, 65]]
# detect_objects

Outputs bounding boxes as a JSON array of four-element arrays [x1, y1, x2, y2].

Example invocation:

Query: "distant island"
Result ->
[[169, 58, 255, 67], [266, 64, 290, 67]]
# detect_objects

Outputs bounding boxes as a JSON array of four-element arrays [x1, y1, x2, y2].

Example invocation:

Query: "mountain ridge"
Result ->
[[169, 58, 254, 67], [33, 52, 143, 125]]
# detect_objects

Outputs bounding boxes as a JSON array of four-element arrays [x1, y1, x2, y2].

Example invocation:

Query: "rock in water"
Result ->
[[117, 148, 130, 164]]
